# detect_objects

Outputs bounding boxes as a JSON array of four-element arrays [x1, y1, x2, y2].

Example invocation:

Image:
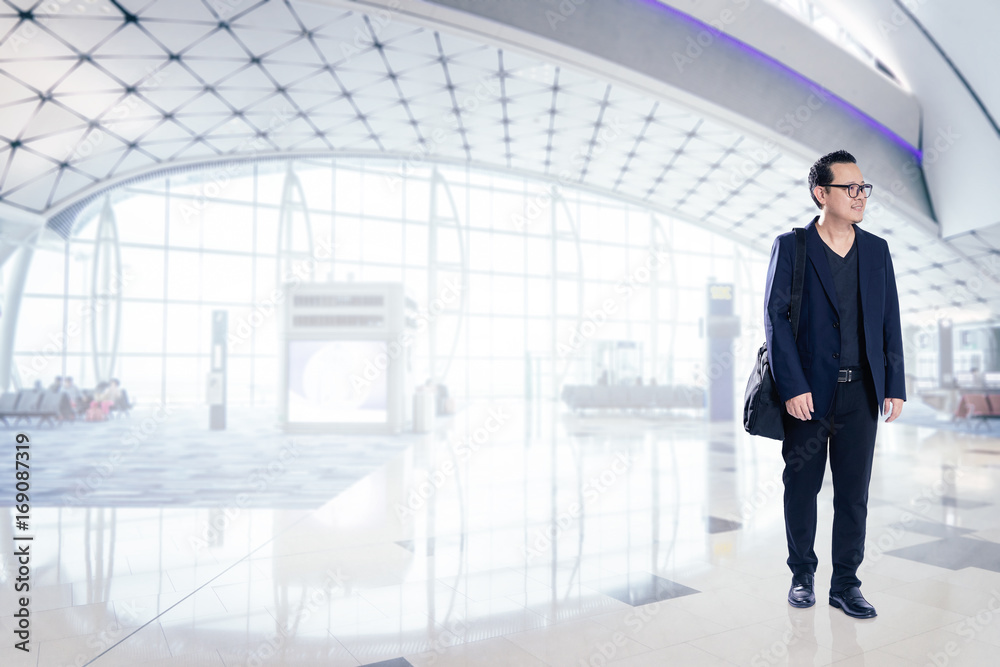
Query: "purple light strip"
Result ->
[[643, 0, 922, 160]]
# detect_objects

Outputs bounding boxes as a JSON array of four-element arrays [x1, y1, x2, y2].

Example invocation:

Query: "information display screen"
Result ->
[[287, 340, 388, 423]]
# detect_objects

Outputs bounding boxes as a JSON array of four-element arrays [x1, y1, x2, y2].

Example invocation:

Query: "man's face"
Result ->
[[817, 162, 866, 223]]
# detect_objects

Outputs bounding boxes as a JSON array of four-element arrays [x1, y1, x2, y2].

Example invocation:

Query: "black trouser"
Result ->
[[780, 366, 878, 592]]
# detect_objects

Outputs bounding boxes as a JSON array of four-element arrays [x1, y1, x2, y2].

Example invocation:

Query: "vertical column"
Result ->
[[939, 318, 954, 388], [209, 310, 227, 430], [706, 283, 740, 422]]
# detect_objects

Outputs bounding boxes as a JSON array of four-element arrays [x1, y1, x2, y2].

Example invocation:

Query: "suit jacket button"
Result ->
[[832, 353, 840, 359], [833, 322, 839, 328]]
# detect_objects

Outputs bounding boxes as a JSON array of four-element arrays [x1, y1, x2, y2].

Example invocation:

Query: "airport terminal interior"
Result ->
[[2, 0, 1000, 665]]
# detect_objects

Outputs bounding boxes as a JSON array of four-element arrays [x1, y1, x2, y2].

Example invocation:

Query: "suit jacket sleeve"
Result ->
[[764, 236, 810, 402], [883, 246, 906, 400]]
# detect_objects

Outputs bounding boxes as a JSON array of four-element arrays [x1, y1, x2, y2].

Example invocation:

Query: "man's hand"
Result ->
[[785, 392, 813, 421], [883, 398, 904, 423]]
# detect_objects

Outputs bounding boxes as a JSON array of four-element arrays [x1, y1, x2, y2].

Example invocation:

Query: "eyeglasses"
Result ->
[[825, 183, 873, 199]]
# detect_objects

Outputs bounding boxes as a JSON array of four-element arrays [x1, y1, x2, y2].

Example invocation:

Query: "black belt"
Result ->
[[838, 367, 863, 383]]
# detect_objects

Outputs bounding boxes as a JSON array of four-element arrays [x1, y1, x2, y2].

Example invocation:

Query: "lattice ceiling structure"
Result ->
[[0, 0, 998, 318]]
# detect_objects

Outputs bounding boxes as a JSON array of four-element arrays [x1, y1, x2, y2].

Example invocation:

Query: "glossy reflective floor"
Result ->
[[3, 401, 1000, 666]]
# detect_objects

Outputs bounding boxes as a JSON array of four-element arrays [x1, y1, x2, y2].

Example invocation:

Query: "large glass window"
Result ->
[[14, 158, 769, 405]]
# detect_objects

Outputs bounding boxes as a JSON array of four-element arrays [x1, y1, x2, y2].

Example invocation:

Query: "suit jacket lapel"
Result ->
[[856, 225, 871, 318], [805, 218, 840, 319]]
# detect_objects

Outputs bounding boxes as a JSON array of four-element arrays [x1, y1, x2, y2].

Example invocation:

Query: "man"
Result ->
[[764, 150, 905, 619], [62, 376, 83, 410]]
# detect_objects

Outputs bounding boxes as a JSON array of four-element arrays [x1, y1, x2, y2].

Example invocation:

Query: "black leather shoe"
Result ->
[[829, 586, 877, 618], [788, 574, 815, 608]]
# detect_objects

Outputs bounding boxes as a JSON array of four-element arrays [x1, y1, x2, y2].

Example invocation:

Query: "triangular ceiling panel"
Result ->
[[41, 16, 125, 53], [96, 116, 163, 143], [90, 57, 167, 87], [142, 19, 217, 54], [50, 168, 99, 205], [3, 170, 60, 208], [182, 57, 250, 87], [282, 3, 349, 32], [139, 139, 189, 162], [139, 0, 217, 22], [53, 61, 124, 95], [173, 92, 234, 116], [232, 1, 304, 32], [258, 61, 325, 87], [265, 34, 324, 64], [0, 101, 41, 140], [25, 127, 90, 160], [91, 23, 169, 58], [0, 21, 78, 60], [171, 113, 232, 135], [183, 28, 248, 59], [52, 91, 123, 119], [230, 26, 298, 57], [0, 57, 77, 94], [19, 101, 88, 140], [139, 119, 195, 144], [113, 146, 159, 176], [144, 60, 209, 93], [3, 148, 59, 191], [0, 72, 38, 107], [172, 140, 219, 160], [215, 63, 274, 90]]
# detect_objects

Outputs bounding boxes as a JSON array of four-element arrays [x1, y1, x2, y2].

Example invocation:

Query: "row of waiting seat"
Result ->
[[561, 384, 705, 412], [953, 393, 1000, 431], [0, 389, 74, 426]]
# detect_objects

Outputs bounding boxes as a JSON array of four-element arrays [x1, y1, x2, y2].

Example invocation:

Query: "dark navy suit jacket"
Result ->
[[764, 218, 905, 420]]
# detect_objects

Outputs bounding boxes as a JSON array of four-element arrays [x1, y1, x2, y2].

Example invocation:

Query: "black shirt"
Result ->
[[821, 234, 863, 368]]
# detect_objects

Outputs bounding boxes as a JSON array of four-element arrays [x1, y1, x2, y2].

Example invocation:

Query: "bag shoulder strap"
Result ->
[[790, 228, 806, 341]]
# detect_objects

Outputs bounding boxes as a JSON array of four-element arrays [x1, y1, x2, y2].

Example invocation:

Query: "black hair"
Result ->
[[808, 150, 856, 209]]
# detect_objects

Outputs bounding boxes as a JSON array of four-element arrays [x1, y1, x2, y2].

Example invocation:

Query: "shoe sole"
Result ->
[[829, 596, 877, 618], [788, 597, 815, 608]]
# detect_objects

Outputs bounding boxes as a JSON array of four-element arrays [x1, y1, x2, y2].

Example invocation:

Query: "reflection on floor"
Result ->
[[4, 406, 419, 508], [3, 401, 1000, 666]]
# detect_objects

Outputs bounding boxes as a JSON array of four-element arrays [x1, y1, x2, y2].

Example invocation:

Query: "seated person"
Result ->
[[62, 376, 83, 410], [86, 381, 115, 421]]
